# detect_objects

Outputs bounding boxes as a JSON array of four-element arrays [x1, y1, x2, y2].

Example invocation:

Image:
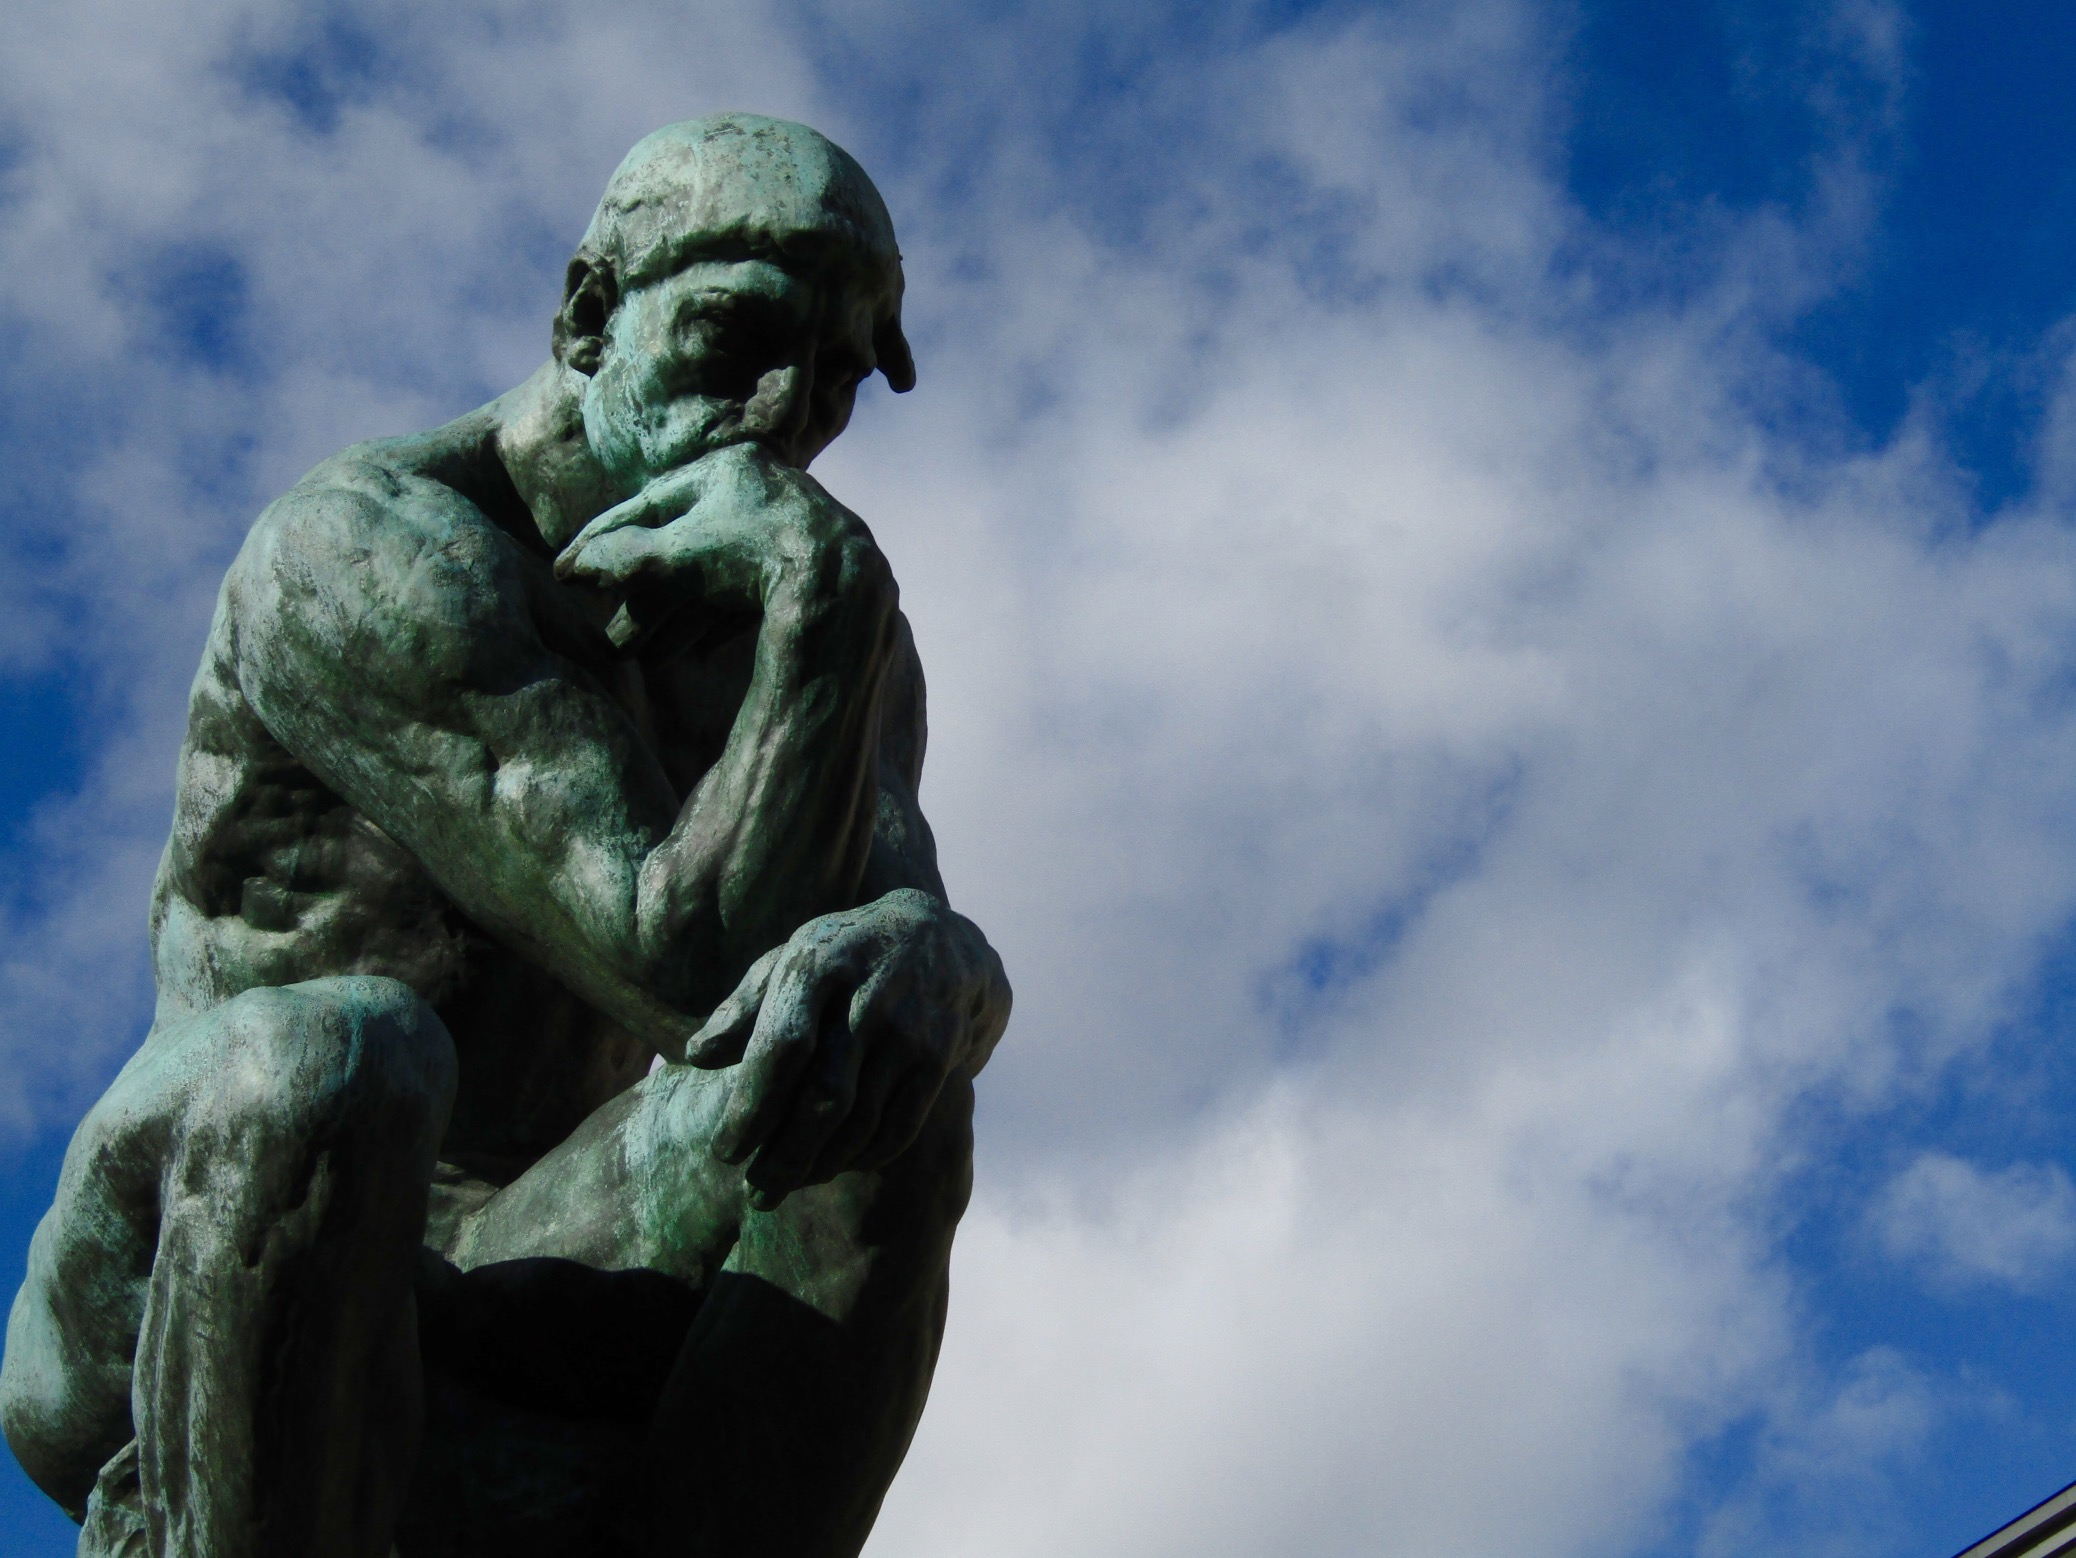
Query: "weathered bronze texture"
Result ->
[[0, 114, 1011, 1558]]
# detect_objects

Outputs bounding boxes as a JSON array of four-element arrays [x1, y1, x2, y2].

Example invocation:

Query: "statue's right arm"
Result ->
[[228, 464, 896, 1054]]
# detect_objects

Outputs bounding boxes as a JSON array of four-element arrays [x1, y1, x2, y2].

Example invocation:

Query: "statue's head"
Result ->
[[556, 114, 914, 488]]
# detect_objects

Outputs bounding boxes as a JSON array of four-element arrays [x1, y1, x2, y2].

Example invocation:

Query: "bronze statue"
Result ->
[[0, 113, 1011, 1558]]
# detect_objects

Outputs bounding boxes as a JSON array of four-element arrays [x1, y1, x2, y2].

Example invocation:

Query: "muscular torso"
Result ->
[[147, 414, 924, 1178], [150, 647, 661, 1175]]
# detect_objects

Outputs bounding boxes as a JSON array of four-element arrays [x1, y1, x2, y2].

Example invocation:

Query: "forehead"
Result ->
[[587, 119, 910, 383], [592, 123, 900, 296]]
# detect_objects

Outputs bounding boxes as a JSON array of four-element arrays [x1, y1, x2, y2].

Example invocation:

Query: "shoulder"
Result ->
[[236, 437, 509, 596], [226, 438, 536, 703]]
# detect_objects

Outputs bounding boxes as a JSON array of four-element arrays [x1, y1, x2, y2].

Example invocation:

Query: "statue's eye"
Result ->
[[677, 293, 792, 362]]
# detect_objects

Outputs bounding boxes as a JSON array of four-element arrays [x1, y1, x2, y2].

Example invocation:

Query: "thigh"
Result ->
[[446, 1061, 744, 1286], [450, 1060, 976, 1315], [0, 976, 452, 1516], [403, 1067, 739, 1554], [440, 1067, 975, 1556]]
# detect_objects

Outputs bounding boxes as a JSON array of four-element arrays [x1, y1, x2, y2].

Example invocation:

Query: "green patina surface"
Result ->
[[0, 115, 1009, 1558]]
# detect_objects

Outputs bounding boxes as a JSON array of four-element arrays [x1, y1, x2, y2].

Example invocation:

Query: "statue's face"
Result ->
[[582, 252, 884, 491]]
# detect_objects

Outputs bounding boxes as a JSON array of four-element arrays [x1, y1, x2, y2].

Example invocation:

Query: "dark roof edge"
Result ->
[[1954, 1480, 2076, 1558]]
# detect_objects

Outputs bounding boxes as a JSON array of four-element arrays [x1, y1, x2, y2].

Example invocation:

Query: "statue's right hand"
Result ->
[[554, 443, 888, 650], [679, 890, 1009, 1209]]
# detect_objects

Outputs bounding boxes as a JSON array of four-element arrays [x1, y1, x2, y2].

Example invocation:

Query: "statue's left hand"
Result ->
[[682, 889, 1011, 1208]]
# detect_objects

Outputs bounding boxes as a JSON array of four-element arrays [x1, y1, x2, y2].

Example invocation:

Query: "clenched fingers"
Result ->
[[804, 1060, 894, 1185], [742, 1019, 868, 1207], [711, 945, 852, 1168], [800, 964, 948, 1185], [559, 524, 670, 593], [684, 945, 783, 1068], [553, 466, 705, 581]]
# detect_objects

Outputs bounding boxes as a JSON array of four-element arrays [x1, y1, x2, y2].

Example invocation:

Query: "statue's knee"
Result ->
[[298, 974, 456, 1109], [0, 1188, 145, 1516], [0, 1351, 86, 1518], [208, 977, 454, 1145]]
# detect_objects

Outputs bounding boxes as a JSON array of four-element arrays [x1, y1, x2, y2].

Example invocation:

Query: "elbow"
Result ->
[[820, 529, 898, 625], [630, 852, 721, 1014], [837, 535, 899, 653], [839, 531, 896, 610], [775, 529, 898, 656]]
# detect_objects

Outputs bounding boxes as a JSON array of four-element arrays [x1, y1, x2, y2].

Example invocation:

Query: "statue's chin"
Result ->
[[578, 356, 730, 489]]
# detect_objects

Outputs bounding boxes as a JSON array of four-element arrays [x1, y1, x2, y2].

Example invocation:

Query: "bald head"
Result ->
[[572, 114, 913, 391]]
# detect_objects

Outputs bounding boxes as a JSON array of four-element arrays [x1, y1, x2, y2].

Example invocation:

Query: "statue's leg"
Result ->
[[0, 976, 454, 1558], [450, 1062, 975, 1558]]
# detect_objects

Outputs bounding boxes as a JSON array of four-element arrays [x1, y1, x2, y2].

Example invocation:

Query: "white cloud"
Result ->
[[874, 1073, 1789, 1557], [3, 1, 2074, 1555], [1875, 1152, 2076, 1292], [1691, 1348, 1950, 1558]]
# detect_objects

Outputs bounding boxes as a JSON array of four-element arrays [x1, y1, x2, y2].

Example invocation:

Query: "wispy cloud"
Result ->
[[5, 2, 2076, 1554], [1875, 1152, 2076, 1293]]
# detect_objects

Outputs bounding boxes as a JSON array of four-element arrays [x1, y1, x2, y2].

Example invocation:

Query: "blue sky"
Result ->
[[7, 3, 2076, 1555]]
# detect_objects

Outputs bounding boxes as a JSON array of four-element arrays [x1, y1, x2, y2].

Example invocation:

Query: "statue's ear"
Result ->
[[875, 312, 916, 393], [553, 256, 618, 375]]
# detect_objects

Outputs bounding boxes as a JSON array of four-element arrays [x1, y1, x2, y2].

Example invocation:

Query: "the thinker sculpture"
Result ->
[[0, 114, 1011, 1558]]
